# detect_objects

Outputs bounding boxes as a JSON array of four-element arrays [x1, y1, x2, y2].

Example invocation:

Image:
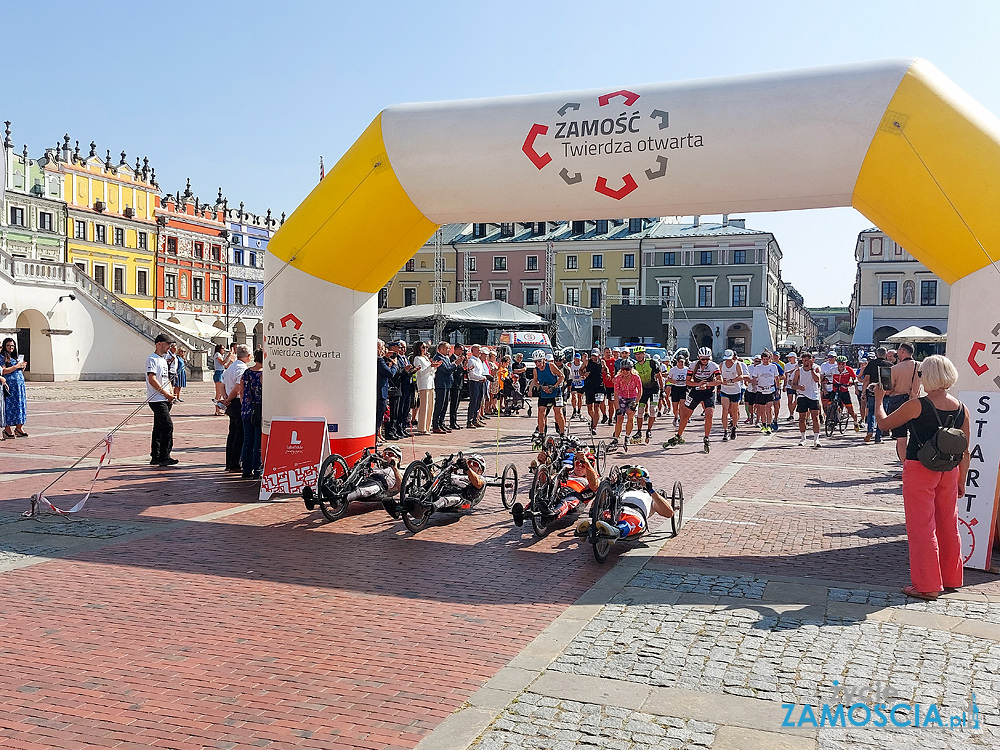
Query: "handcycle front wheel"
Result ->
[[529, 466, 555, 538], [590, 480, 616, 563], [670, 480, 684, 537], [317, 454, 350, 522], [400, 461, 433, 533], [594, 440, 608, 475], [500, 463, 519, 510]]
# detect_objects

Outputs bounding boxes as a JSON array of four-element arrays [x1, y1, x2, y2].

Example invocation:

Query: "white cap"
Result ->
[[591, 348, 600, 355], [827, 350, 837, 357], [787, 351, 798, 358], [723, 349, 735, 359]]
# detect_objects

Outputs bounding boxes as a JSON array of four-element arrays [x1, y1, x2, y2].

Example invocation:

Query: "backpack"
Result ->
[[916, 398, 968, 472]]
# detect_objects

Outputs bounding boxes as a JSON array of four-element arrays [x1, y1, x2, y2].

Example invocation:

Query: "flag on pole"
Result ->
[[319, 156, 325, 182]]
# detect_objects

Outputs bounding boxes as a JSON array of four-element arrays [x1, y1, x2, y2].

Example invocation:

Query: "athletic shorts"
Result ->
[[685, 388, 716, 410], [639, 386, 657, 406], [538, 394, 564, 409], [585, 389, 605, 405], [833, 391, 852, 406], [796, 396, 821, 413], [755, 391, 775, 406], [670, 385, 688, 402], [618, 505, 647, 539], [572, 384, 585, 393], [773, 390, 782, 402], [615, 397, 638, 416], [785, 387, 797, 395], [604, 386, 615, 400], [720, 390, 742, 403]]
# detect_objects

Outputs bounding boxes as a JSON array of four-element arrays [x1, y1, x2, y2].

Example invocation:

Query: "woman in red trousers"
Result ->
[[875, 355, 970, 600]]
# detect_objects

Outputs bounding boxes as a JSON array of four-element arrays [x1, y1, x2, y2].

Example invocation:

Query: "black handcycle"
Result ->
[[586, 465, 684, 563], [303, 447, 397, 522]]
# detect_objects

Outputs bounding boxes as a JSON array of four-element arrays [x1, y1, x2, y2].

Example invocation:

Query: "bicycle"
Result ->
[[305, 446, 396, 522], [823, 393, 850, 437]]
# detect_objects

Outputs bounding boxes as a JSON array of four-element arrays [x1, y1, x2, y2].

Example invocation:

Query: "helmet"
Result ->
[[652, 354, 661, 362], [836, 356, 848, 363], [381, 444, 403, 463], [464, 453, 486, 474], [624, 465, 650, 484], [621, 358, 635, 369], [531, 349, 546, 361], [632, 345, 646, 354], [698, 347, 712, 358]]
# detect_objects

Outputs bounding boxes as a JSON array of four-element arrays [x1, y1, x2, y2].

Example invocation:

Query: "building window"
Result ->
[[920, 280, 938, 306], [571, 220, 586, 234], [74, 219, 87, 239], [378, 288, 388, 308], [494, 287, 508, 302], [167, 237, 178, 254], [733, 249, 746, 264], [592, 254, 603, 269], [114, 227, 125, 246], [92, 264, 106, 287], [249, 251, 257, 267], [211, 245, 221, 261], [595, 220, 608, 234], [566, 255, 578, 270], [39, 212, 53, 231], [138, 231, 147, 250], [165, 274, 176, 298], [210, 279, 220, 302], [248, 286, 257, 306], [468, 287, 479, 301], [74, 261, 87, 274], [699, 251, 713, 265], [628, 218, 643, 233], [664, 252, 676, 266], [232, 234, 242, 246], [9, 206, 25, 226], [732, 284, 748, 307], [526, 255, 538, 271], [113, 266, 125, 294], [566, 287, 580, 306], [195, 242, 205, 259], [881, 280, 897, 306], [499, 222, 514, 237], [137, 269, 148, 296], [623, 253, 635, 269], [493, 256, 507, 271], [404, 288, 417, 306], [870, 237, 883, 256], [698, 284, 713, 307], [659, 284, 673, 304], [467, 256, 477, 272], [621, 288, 635, 305], [233, 284, 242, 305], [233, 248, 243, 265], [590, 287, 602, 308], [533, 221, 546, 235], [525, 287, 539, 305], [472, 223, 487, 238], [193, 277, 204, 301], [405, 259, 415, 272], [95, 224, 107, 244]]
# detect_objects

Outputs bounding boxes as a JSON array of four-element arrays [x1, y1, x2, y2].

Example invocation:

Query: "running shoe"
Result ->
[[854, 422, 861, 432], [813, 437, 822, 449], [575, 518, 592, 536], [759, 424, 768, 434], [771, 421, 779, 431], [590, 425, 597, 436], [721, 432, 729, 442], [730, 427, 736, 441], [595, 520, 621, 540], [798, 435, 806, 446], [702, 438, 710, 454], [645, 430, 651, 445]]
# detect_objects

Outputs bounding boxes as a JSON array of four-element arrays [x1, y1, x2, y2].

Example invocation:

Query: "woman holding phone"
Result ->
[[1, 338, 28, 438]]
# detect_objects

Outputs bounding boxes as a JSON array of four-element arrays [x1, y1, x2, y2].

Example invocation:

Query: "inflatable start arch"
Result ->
[[264, 58, 1000, 567]]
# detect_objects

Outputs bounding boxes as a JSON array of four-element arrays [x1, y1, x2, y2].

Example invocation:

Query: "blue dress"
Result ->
[[2, 355, 27, 426], [176, 357, 188, 388]]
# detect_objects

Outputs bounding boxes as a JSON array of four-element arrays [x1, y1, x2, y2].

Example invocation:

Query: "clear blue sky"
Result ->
[[6, 0, 999, 306]]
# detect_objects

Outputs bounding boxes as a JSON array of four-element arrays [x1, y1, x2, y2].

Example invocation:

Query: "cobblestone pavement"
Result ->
[[3, 383, 999, 749]]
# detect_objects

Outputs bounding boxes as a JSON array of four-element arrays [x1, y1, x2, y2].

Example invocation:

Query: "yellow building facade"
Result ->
[[47, 141, 160, 310]]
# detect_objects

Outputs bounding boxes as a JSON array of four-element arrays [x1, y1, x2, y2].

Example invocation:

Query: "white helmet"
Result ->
[[698, 347, 712, 358], [381, 444, 403, 463], [531, 349, 546, 361], [465, 453, 486, 474]]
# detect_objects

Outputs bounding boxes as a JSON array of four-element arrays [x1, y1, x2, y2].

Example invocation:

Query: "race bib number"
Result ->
[[554, 395, 564, 407], [594, 393, 605, 402]]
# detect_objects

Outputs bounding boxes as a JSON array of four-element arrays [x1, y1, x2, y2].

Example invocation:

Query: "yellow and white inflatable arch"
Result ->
[[264, 58, 1000, 563]]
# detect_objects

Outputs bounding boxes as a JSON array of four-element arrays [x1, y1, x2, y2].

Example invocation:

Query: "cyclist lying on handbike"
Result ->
[[430, 453, 488, 511], [577, 464, 674, 541], [304, 444, 404, 514], [514, 448, 599, 527]]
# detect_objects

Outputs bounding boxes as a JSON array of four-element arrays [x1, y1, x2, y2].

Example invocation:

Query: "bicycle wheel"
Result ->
[[838, 412, 847, 434], [317, 454, 350, 522], [607, 464, 622, 484], [670, 480, 684, 537], [595, 440, 608, 475], [590, 481, 616, 563], [529, 467, 551, 537], [500, 463, 519, 510], [400, 461, 433, 533], [824, 405, 836, 437]]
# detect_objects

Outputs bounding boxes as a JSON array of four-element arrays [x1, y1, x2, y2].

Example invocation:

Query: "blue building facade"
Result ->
[[226, 204, 279, 350]]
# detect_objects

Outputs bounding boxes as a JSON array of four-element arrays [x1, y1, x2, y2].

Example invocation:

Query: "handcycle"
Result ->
[[396, 451, 518, 534], [302, 446, 400, 522], [586, 465, 684, 563], [529, 433, 608, 478]]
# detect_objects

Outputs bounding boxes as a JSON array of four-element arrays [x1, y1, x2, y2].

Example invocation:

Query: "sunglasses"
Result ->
[[699, 357, 709, 361]]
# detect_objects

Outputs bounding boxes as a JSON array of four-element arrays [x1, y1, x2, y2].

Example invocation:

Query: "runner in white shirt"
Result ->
[[665, 356, 689, 427], [752, 351, 781, 435], [783, 352, 800, 421], [744, 356, 760, 425], [718, 349, 746, 443], [569, 353, 585, 421], [664, 347, 722, 454], [790, 351, 823, 448]]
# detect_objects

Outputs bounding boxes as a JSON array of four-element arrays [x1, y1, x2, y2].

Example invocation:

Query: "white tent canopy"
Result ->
[[379, 299, 544, 329], [886, 326, 947, 343]]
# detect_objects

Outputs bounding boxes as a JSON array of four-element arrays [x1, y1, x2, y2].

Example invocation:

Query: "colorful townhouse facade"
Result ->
[[154, 181, 228, 331], [1, 123, 67, 262], [382, 223, 463, 309], [227, 203, 279, 350]]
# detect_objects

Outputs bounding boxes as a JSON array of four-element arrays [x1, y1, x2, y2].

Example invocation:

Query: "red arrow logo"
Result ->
[[280, 367, 303, 383], [598, 90, 640, 107], [280, 313, 302, 330], [968, 341, 988, 376], [595, 174, 638, 200], [522, 124, 552, 170]]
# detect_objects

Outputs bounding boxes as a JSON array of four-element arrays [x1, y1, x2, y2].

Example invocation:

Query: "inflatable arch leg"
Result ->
[[264, 58, 1000, 567]]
